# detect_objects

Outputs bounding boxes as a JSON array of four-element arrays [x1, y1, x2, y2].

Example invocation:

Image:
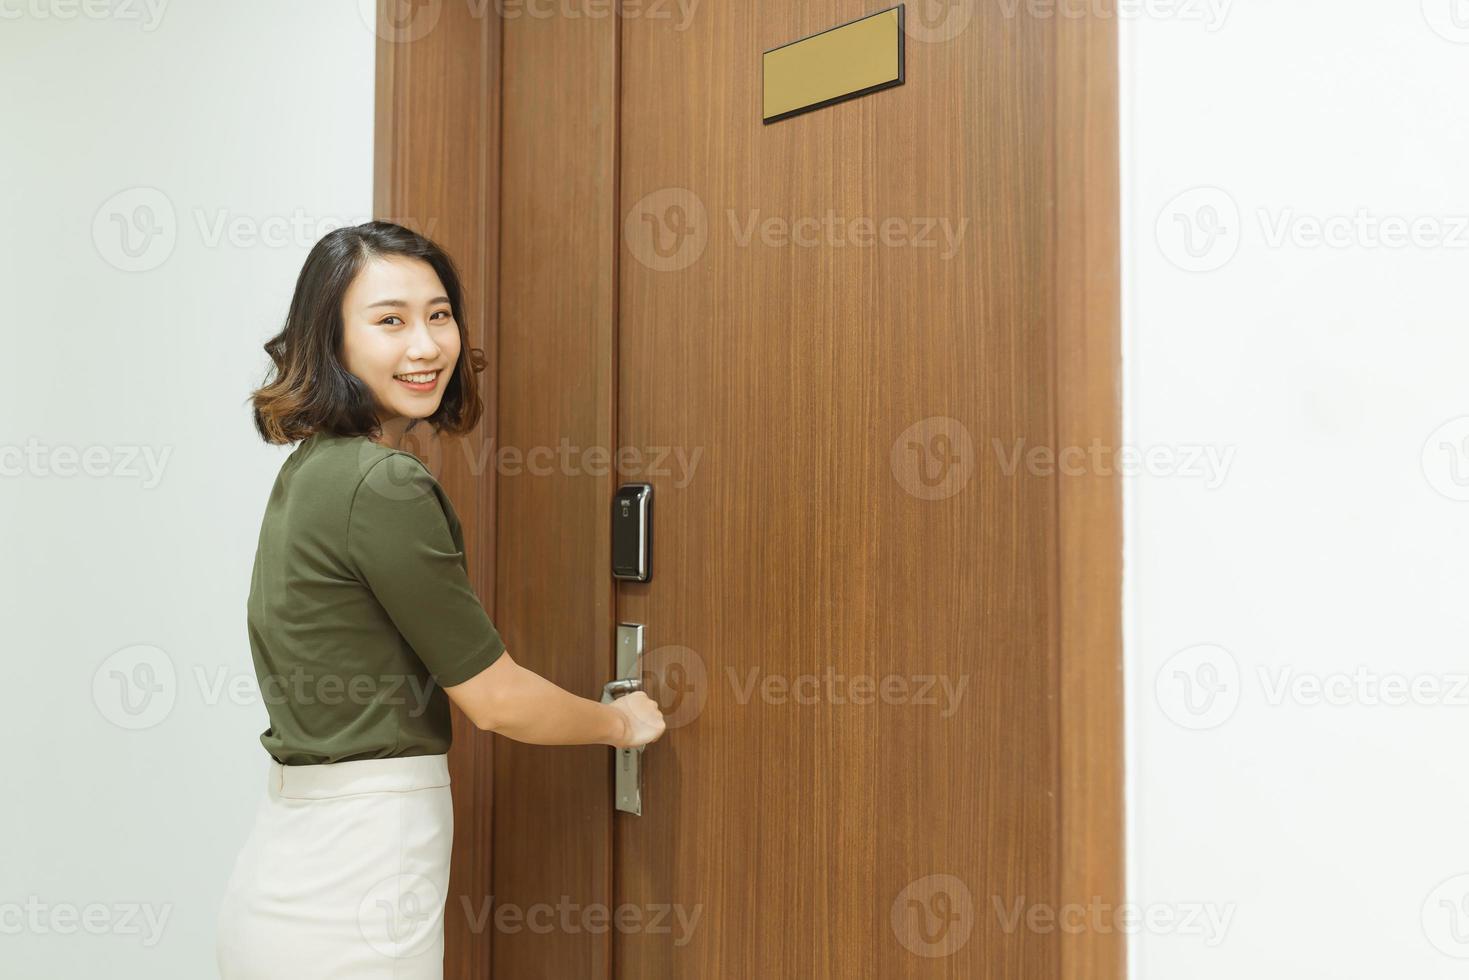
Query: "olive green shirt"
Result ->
[[247, 431, 506, 765]]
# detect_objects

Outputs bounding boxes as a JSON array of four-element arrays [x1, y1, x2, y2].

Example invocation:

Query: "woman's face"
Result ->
[[340, 254, 461, 436]]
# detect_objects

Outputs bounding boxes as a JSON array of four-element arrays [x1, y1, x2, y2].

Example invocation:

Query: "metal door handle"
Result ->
[[608, 623, 645, 816], [601, 677, 642, 703]]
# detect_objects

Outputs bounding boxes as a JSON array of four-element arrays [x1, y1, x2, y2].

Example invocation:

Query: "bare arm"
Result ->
[[443, 650, 664, 749]]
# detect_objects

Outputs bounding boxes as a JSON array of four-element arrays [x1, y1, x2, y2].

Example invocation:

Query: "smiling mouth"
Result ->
[[393, 369, 442, 390]]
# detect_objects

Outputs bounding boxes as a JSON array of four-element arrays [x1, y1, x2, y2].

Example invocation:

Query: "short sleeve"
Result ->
[[346, 452, 506, 687]]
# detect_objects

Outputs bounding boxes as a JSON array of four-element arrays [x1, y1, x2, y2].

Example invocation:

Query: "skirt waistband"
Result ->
[[268, 753, 450, 800]]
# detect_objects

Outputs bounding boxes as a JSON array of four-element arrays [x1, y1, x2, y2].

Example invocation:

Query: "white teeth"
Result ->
[[395, 371, 438, 383]]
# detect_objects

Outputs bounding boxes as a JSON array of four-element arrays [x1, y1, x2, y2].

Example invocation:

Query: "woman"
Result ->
[[215, 220, 666, 978]]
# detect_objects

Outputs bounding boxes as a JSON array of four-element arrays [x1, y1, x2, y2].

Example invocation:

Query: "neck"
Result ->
[[373, 416, 415, 451]]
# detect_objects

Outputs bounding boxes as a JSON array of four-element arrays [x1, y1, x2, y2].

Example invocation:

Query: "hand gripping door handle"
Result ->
[[606, 623, 645, 815], [601, 677, 642, 703]]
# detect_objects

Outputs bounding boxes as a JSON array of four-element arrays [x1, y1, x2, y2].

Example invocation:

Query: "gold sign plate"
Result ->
[[762, 5, 905, 124]]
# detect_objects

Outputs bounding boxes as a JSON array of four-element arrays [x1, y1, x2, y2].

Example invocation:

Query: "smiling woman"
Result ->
[[248, 220, 484, 451], [220, 221, 666, 979]]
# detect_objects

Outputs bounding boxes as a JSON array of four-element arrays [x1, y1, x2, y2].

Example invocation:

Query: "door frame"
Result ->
[[372, 2, 1123, 977]]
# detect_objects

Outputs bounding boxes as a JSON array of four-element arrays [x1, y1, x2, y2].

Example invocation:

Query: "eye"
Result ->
[[431, 309, 453, 321], [380, 315, 404, 326]]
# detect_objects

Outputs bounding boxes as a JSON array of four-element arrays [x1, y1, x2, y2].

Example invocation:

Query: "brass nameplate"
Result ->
[[762, 5, 905, 124]]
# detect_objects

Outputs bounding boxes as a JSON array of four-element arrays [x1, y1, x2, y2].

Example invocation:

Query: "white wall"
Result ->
[[0, 4, 374, 975], [1124, 1, 1469, 976]]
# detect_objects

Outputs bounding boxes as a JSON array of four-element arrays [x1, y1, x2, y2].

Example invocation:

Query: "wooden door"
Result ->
[[482, 2, 1122, 978], [615, 3, 1051, 976]]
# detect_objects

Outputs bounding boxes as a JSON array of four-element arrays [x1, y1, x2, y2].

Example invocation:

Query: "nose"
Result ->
[[405, 317, 442, 360]]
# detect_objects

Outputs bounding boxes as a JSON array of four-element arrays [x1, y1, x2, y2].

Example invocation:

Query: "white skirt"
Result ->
[[215, 753, 454, 979]]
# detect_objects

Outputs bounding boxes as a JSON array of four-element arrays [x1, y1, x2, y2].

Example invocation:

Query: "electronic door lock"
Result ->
[[611, 484, 652, 582]]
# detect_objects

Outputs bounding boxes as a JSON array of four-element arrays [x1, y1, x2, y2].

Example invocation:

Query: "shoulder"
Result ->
[[298, 435, 431, 495], [347, 446, 446, 523]]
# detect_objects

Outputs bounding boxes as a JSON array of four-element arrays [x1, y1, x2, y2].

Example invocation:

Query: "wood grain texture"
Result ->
[[491, 5, 619, 979], [375, 0, 1125, 976], [372, 4, 503, 977], [1055, 4, 1125, 980], [613, 2, 1061, 975]]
